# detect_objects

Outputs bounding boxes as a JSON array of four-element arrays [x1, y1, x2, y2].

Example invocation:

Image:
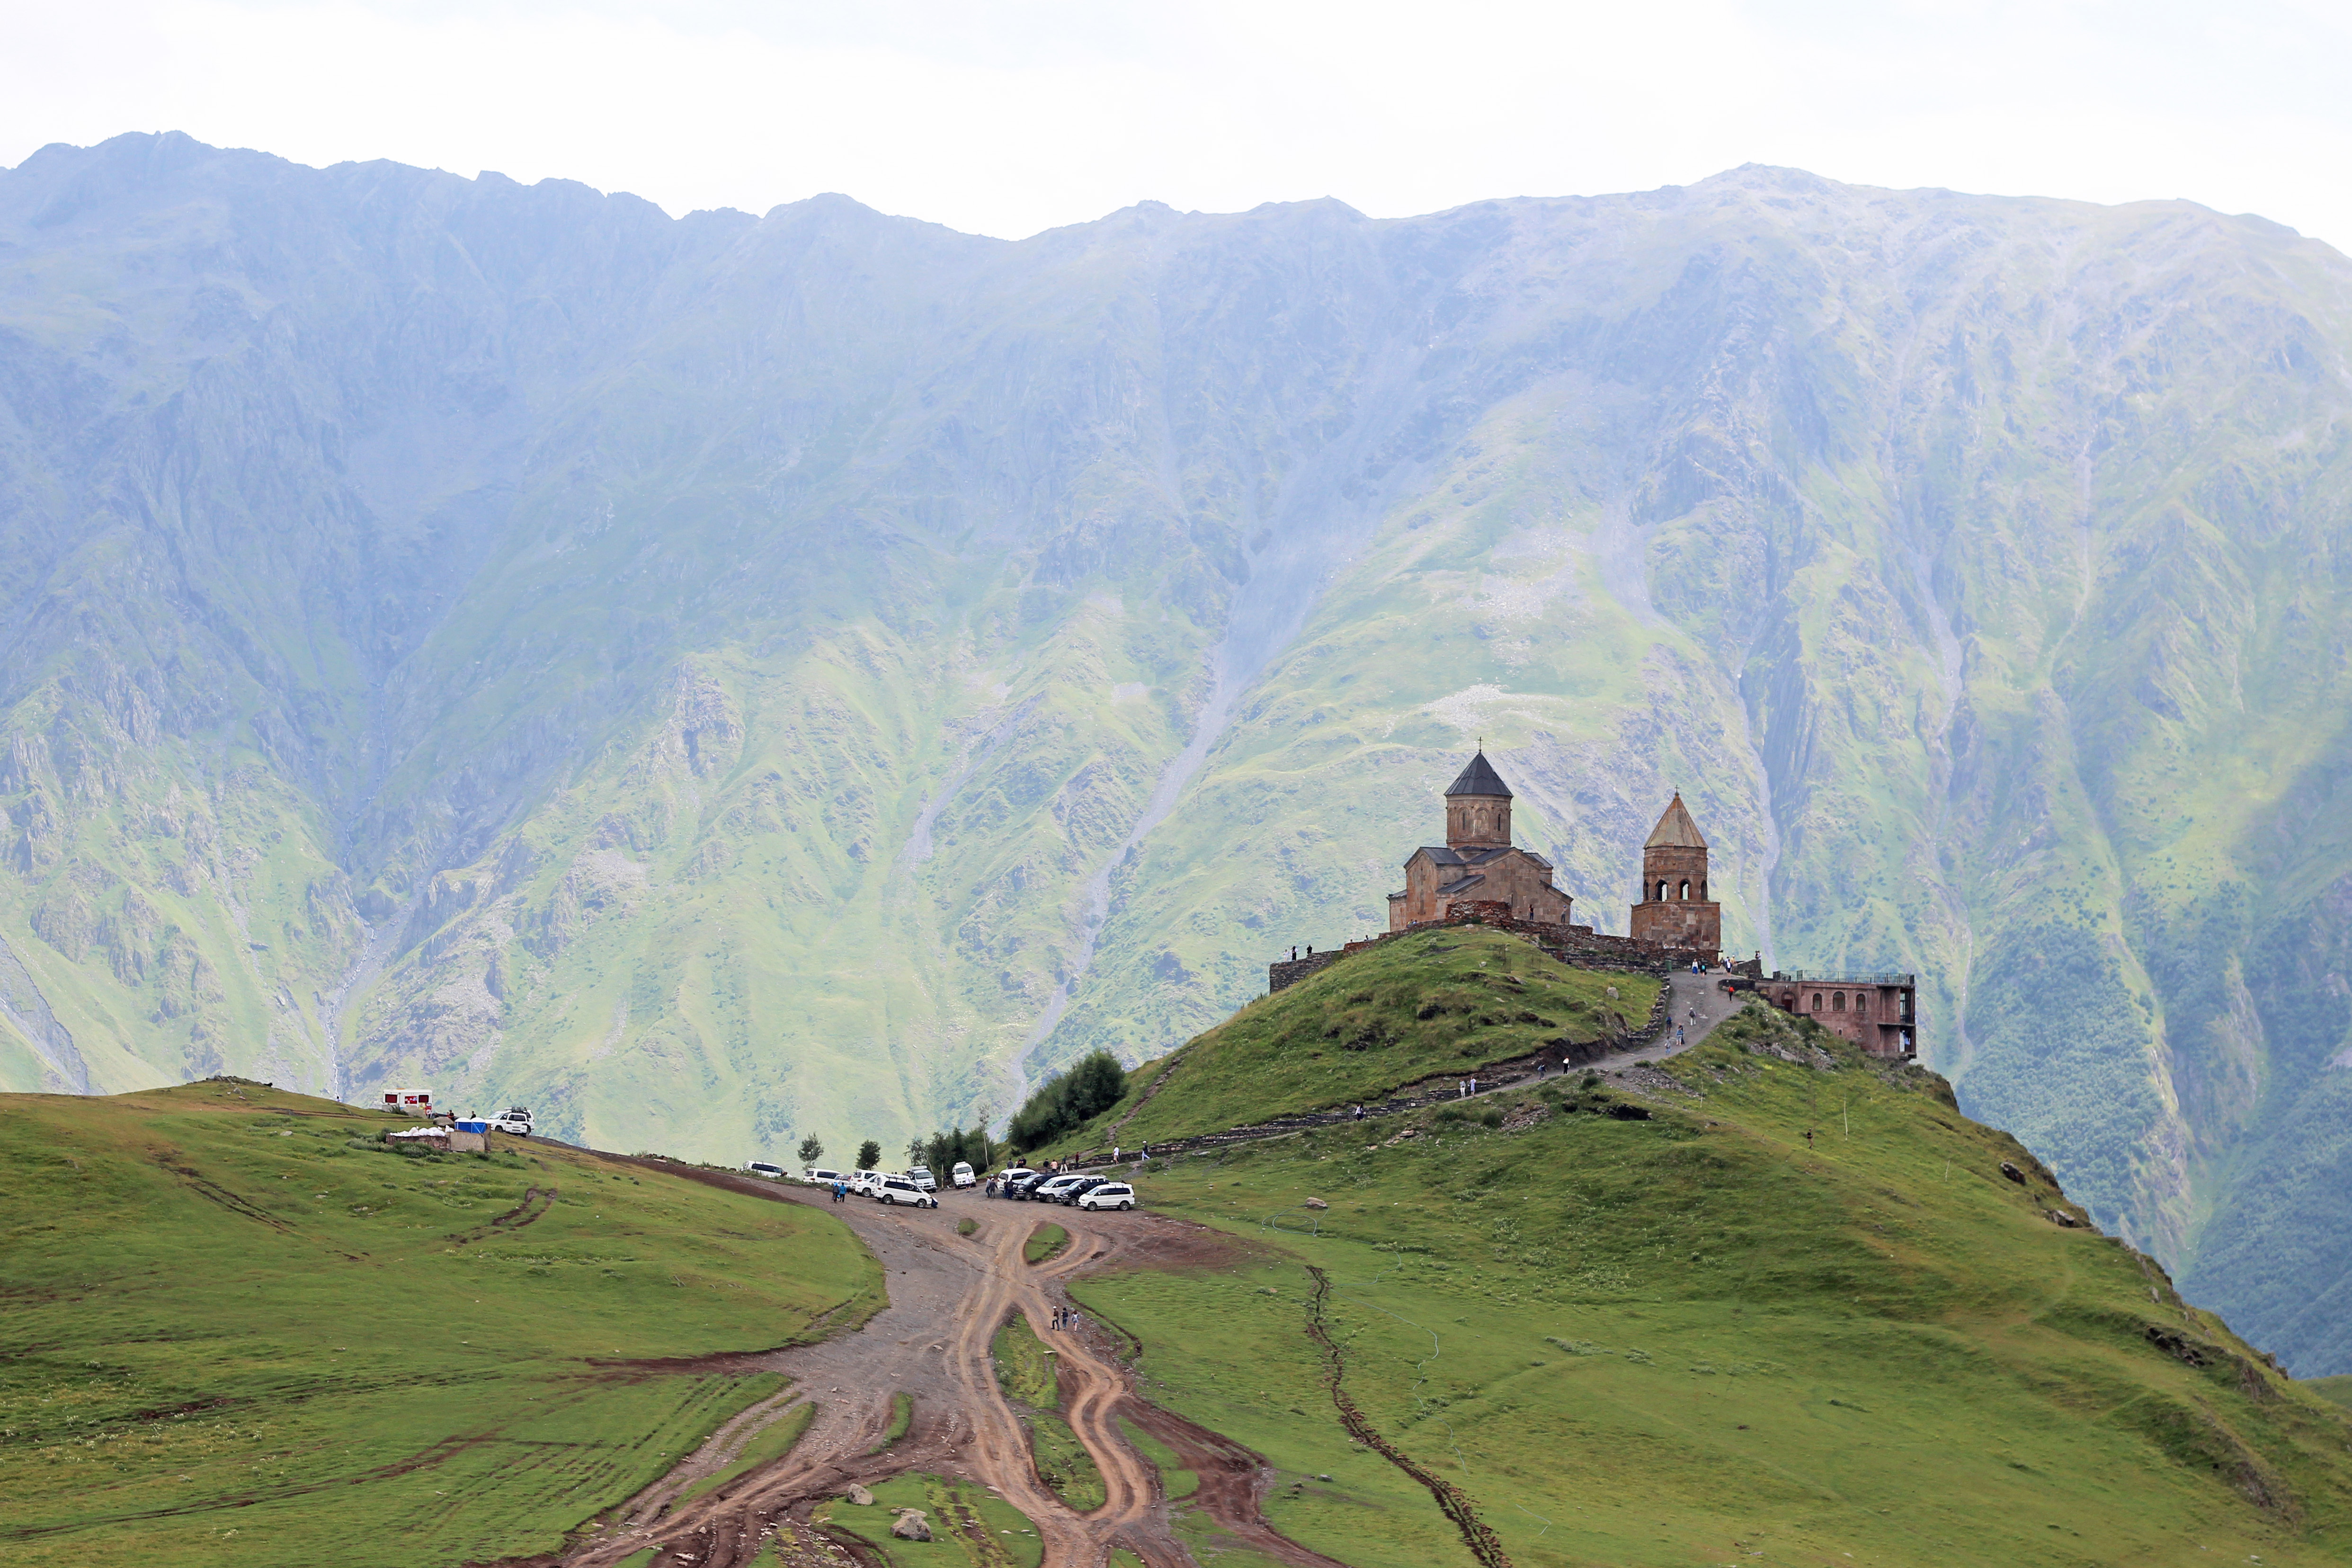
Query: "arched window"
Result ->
[[1810, 992, 1823, 1012], [1678, 880, 1691, 901], [1854, 994, 1870, 1016], [1832, 992, 1846, 1011], [1657, 880, 1669, 902], [1699, 879, 1708, 900]]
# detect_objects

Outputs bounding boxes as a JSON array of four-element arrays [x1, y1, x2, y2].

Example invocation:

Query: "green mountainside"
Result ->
[[1077, 989, 2352, 1567], [0, 1078, 875, 1566], [4, 133, 2352, 1371], [1079, 928, 1663, 1149]]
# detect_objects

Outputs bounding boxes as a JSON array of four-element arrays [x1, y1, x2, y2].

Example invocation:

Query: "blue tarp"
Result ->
[[454, 1120, 490, 1133]]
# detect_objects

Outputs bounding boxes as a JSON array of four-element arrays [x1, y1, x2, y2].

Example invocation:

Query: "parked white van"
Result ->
[[874, 1173, 938, 1207], [951, 1162, 976, 1188], [747, 1161, 786, 1181], [804, 1167, 848, 1186]]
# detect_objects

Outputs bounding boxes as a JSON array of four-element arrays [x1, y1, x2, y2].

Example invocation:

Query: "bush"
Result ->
[[1007, 1051, 1127, 1150]]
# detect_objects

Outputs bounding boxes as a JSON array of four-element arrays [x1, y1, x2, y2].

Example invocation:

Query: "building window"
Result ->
[[1810, 992, 1823, 1012], [1699, 879, 1708, 900], [1854, 993, 1869, 1016], [1678, 879, 1691, 901], [1833, 992, 1846, 1011]]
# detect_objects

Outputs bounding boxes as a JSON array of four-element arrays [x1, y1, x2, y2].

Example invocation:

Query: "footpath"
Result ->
[[1070, 969, 1749, 1171]]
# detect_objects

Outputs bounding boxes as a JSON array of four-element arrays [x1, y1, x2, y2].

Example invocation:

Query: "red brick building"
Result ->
[[1627, 793, 1720, 956], [1385, 752, 1575, 930], [1756, 974, 1918, 1059]]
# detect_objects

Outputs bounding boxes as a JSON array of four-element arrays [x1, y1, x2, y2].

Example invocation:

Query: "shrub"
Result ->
[[1007, 1051, 1127, 1149]]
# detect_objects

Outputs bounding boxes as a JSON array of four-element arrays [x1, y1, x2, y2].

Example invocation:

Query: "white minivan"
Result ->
[[907, 1167, 938, 1192], [874, 1173, 937, 1207], [804, 1167, 847, 1186], [951, 1162, 976, 1188], [747, 1161, 786, 1180], [1076, 1182, 1136, 1212]]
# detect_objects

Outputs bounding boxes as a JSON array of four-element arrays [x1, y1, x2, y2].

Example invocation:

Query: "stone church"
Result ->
[[1383, 754, 1722, 958], [1385, 751, 1576, 930]]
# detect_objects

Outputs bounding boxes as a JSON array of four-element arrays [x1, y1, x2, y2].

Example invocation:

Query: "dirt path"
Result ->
[[540, 979, 1752, 1567], [1080, 971, 1753, 1171], [550, 1178, 1336, 1568]]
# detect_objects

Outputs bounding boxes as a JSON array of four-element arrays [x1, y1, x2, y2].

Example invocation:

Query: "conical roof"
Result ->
[[1645, 792, 1707, 848], [1444, 751, 1513, 798]]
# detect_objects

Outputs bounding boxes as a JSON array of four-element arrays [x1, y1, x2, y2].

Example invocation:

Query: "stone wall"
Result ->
[[1266, 950, 1345, 993]]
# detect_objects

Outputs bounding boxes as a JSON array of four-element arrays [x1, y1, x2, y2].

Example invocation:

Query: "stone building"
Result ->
[[1756, 974, 1918, 1060], [1385, 752, 1575, 931], [1627, 793, 1720, 956]]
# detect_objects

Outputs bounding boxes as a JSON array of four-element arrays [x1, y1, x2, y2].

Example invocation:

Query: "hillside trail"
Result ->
[[543, 972, 1741, 1567], [551, 1175, 1340, 1568], [1095, 969, 1749, 1168]]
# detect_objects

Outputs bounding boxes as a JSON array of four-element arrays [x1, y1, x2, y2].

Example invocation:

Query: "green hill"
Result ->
[[1070, 995, 2352, 1567], [0, 1079, 877, 1568], [1076, 929, 1662, 1153]]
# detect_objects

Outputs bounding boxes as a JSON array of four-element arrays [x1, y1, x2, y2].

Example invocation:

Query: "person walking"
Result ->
[[1469, 1075, 1479, 1096], [1353, 1104, 1365, 1121]]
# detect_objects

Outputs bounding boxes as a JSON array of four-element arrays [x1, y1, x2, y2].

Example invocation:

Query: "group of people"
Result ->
[[1048, 1305, 1084, 1333]]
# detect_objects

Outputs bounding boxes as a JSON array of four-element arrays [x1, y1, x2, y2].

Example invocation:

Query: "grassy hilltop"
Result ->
[[1068, 979, 2352, 1567], [0, 1080, 877, 1568], [1082, 929, 1663, 1150]]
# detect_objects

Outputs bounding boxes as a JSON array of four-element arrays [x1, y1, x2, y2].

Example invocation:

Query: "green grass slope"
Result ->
[[1079, 929, 1660, 1152], [0, 1078, 879, 1568], [1073, 1001, 2352, 1568]]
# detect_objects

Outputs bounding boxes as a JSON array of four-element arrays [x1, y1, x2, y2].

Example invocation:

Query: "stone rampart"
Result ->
[[1267, 950, 1345, 993], [1270, 903, 1693, 996]]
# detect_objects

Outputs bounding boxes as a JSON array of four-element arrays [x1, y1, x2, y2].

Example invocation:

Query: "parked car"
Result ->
[[1032, 1174, 1087, 1203], [951, 1162, 977, 1188], [489, 1107, 533, 1137], [1055, 1176, 1110, 1206], [874, 1174, 937, 1207], [747, 1161, 786, 1180], [996, 1167, 1038, 1197], [853, 1171, 885, 1197], [1005, 1170, 1049, 1200], [1076, 1182, 1137, 1212], [804, 1167, 848, 1186], [907, 1167, 938, 1192]]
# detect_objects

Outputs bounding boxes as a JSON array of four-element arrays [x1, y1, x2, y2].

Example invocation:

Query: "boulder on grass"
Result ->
[[891, 1509, 932, 1541], [845, 1483, 874, 1506]]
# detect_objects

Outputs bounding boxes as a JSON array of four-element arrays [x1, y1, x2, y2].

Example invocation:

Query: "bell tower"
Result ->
[[1443, 751, 1513, 849], [1629, 792, 1720, 954]]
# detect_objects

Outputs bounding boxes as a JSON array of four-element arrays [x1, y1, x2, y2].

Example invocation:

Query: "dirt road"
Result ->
[[553, 1180, 1343, 1568]]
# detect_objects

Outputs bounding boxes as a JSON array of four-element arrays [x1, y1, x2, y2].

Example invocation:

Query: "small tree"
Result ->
[[856, 1140, 881, 1170], [796, 1134, 824, 1165]]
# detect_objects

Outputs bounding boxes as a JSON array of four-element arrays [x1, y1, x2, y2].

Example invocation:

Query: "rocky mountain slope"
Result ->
[[3, 132, 2351, 1372]]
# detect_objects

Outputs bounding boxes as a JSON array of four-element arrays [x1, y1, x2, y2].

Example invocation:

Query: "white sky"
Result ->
[[4, 0, 2350, 248]]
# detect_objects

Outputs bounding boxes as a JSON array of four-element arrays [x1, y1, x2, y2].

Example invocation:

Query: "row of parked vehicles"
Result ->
[[741, 1158, 1138, 1211], [994, 1168, 1137, 1211]]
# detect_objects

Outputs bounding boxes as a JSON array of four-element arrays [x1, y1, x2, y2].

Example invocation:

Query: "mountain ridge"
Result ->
[[5, 132, 2352, 1374]]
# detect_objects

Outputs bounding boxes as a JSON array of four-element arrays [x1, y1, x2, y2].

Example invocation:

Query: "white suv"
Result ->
[[1032, 1174, 1087, 1203], [874, 1174, 937, 1207], [1076, 1182, 1137, 1212], [907, 1167, 938, 1192]]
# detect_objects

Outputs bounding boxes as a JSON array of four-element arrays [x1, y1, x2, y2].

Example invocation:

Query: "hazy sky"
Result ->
[[6, 0, 2351, 247]]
